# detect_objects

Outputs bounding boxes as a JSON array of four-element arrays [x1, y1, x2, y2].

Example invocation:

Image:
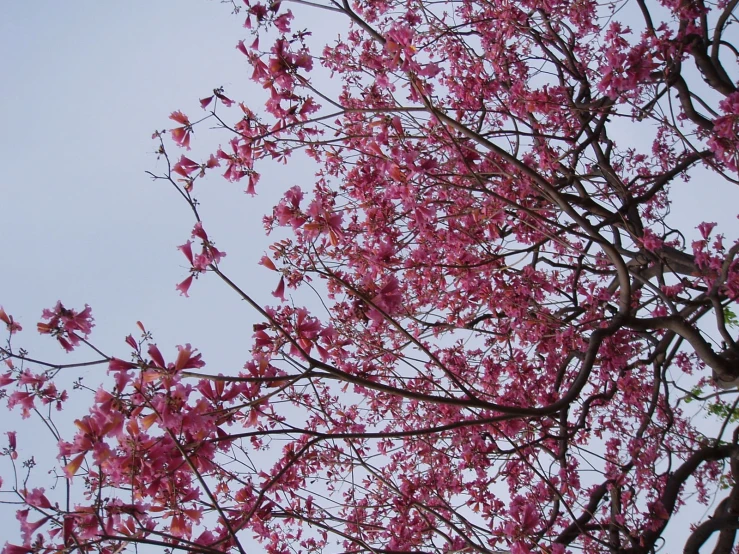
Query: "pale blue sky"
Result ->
[[1, 1, 293, 363], [0, 1, 298, 543]]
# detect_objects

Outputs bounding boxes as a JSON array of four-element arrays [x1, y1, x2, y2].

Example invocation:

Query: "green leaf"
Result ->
[[724, 307, 738, 329]]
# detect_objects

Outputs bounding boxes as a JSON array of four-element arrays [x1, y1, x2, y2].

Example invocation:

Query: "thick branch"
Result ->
[[624, 444, 739, 554]]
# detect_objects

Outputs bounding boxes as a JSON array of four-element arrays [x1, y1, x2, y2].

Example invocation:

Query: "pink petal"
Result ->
[[272, 276, 286, 302], [176, 275, 194, 297], [178, 241, 194, 265], [148, 344, 166, 369]]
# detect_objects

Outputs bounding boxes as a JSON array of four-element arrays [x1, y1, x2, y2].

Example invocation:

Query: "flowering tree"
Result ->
[[3, 0, 739, 552]]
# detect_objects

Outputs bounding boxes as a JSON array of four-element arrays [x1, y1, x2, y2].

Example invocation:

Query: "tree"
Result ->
[[2, 0, 739, 551]]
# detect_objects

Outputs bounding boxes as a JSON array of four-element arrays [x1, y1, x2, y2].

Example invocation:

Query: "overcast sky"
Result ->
[[0, 1, 299, 543], [1, 1, 295, 366], [1, 0, 738, 550]]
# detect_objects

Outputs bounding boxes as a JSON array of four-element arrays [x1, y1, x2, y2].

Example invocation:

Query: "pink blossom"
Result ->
[[272, 276, 286, 302], [200, 88, 234, 109], [148, 344, 166, 369], [205, 244, 226, 265], [368, 276, 403, 322], [37, 302, 94, 352], [0, 307, 22, 334], [25, 488, 52, 509], [173, 155, 201, 177], [178, 240, 195, 265], [174, 344, 205, 371], [639, 229, 663, 252], [273, 11, 293, 32], [108, 358, 137, 371], [260, 255, 277, 271], [169, 111, 192, 149], [191, 222, 209, 242], [5, 431, 17, 459], [510, 542, 533, 554], [176, 275, 194, 297], [8, 392, 34, 419], [698, 221, 717, 240]]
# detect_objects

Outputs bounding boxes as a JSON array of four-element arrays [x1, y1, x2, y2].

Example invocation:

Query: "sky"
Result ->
[[0, 0, 299, 543], [0, 1, 319, 373], [1, 0, 739, 550]]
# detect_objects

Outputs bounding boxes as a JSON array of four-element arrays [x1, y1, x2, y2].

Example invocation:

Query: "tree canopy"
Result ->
[[3, 0, 739, 552]]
